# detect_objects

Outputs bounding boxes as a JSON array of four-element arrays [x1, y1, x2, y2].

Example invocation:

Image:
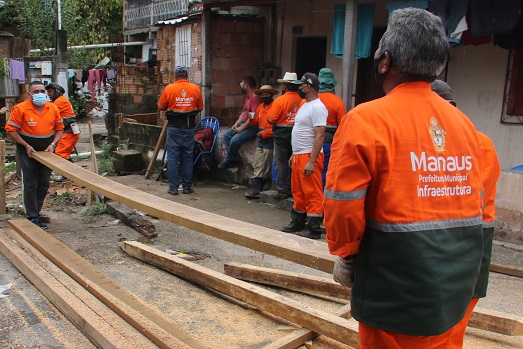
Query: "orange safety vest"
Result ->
[[5, 99, 63, 151], [318, 91, 346, 143]]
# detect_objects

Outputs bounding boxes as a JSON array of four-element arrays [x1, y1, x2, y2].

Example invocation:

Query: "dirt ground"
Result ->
[[1, 121, 523, 348]]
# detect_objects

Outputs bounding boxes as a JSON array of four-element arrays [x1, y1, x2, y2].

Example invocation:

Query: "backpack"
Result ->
[[194, 127, 213, 151]]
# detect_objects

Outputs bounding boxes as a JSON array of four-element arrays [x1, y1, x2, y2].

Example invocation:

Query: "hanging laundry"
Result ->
[[10, 59, 25, 83]]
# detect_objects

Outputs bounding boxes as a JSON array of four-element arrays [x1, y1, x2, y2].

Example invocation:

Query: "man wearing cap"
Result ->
[[218, 75, 261, 169], [325, 8, 483, 347], [5, 80, 64, 228], [431, 79, 501, 347], [245, 85, 279, 199], [281, 73, 327, 239], [268, 72, 303, 200], [318, 68, 347, 188], [158, 65, 203, 195], [46, 82, 80, 182]]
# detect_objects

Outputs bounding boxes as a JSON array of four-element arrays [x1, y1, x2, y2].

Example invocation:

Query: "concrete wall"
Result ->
[[446, 45, 523, 170], [495, 170, 523, 245]]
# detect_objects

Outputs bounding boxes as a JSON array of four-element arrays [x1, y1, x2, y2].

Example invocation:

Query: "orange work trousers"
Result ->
[[55, 133, 80, 159], [359, 298, 478, 349], [291, 152, 324, 216]]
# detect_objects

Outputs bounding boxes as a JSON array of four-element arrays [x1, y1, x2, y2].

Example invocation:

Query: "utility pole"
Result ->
[[55, 0, 69, 96]]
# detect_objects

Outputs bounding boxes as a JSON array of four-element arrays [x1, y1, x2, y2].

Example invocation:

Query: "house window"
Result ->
[[176, 24, 191, 68], [501, 49, 523, 125]]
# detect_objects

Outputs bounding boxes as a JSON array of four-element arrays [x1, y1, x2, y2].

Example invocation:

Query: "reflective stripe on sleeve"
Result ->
[[7, 120, 21, 128], [367, 216, 483, 232], [324, 188, 367, 201], [482, 221, 495, 229]]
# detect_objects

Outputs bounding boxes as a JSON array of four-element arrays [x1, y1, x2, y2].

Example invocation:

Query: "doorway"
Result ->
[[295, 37, 327, 79], [355, 27, 386, 106]]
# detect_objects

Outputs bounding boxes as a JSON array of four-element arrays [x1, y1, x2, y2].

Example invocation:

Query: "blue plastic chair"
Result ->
[[193, 116, 220, 179]]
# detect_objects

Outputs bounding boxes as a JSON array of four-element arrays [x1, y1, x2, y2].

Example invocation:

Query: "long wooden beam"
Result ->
[[263, 304, 352, 349], [224, 262, 350, 300], [7, 218, 206, 349], [0, 229, 154, 348], [121, 241, 360, 347], [490, 263, 523, 278], [33, 152, 336, 273], [469, 307, 523, 336]]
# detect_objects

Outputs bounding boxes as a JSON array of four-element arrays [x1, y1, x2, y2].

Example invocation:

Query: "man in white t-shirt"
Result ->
[[280, 73, 327, 239]]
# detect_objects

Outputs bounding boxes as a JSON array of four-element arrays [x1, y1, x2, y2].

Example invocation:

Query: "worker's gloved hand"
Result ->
[[333, 254, 358, 288]]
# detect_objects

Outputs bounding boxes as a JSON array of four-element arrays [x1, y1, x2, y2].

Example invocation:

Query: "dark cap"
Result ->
[[299, 73, 320, 90], [175, 65, 188, 76], [431, 80, 454, 101]]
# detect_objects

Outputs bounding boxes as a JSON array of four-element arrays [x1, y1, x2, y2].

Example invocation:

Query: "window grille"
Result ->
[[501, 49, 523, 125]]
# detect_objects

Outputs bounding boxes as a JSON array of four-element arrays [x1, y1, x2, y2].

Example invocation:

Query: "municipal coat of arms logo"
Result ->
[[429, 117, 446, 152], [181, 89, 186, 97]]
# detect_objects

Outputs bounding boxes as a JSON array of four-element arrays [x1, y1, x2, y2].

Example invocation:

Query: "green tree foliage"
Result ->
[[1, 0, 123, 63]]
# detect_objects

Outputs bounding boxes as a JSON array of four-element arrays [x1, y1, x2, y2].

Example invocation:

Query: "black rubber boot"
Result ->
[[245, 178, 262, 199]]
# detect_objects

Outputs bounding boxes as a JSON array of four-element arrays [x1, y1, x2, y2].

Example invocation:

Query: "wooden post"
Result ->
[[0, 140, 6, 214], [87, 121, 98, 205], [145, 120, 167, 179]]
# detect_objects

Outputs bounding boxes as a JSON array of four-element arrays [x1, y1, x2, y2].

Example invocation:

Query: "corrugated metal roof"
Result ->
[[157, 16, 189, 25], [0, 31, 14, 37]]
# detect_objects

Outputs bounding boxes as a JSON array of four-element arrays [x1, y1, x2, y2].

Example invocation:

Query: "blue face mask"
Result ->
[[31, 93, 47, 106]]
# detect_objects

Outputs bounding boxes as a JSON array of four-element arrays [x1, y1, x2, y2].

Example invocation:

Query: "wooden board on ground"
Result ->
[[490, 263, 523, 278], [33, 152, 336, 273], [121, 241, 360, 347], [224, 262, 350, 300], [262, 304, 352, 349], [7, 218, 206, 349], [87, 121, 99, 205], [106, 201, 158, 238], [469, 307, 523, 336], [0, 229, 156, 349]]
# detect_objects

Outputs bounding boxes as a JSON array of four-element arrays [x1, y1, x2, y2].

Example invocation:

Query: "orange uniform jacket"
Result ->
[[474, 131, 501, 297], [252, 102, 273, 139], [53, 95, 76, 132], [158, 79, 203, 129], [324, 82, 483, 336], [5, 99, 63, 151], [318, 91, 346, 143], [267, 91, 302, 147]]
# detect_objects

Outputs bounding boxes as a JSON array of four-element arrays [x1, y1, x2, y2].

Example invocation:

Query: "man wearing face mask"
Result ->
[[219, 75, 261, 169], [46, 82, 80, 182], [5, 81, 64, 228], [281, 73, 326, 239], [325, 8, 483, 348], [244, 85, 279, 199]]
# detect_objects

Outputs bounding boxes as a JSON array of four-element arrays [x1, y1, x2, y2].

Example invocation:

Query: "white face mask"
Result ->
[[31, 93, 47, 106]]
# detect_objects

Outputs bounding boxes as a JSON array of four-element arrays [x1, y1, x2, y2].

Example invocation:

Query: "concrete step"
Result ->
[[260, 190, 294, 211]]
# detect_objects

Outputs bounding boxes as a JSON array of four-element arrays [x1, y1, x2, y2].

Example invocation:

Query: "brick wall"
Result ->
[[156, 15, 264, 127], [114, 64, 159, 114]]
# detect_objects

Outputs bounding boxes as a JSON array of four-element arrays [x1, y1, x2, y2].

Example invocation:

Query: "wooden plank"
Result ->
[[121, 241, 360, 347], [0, 140, 5, 214], [263, 304, 352, 349], [106, 201, 158, 238], [2, 227, 159, 348], [469, 307, 523, 336], [224, 262, 350, 300], [87, 121, 98, 205], [0, 229, 150, 349], [33, 151, 336, 273], [145, 120, 168, 179], [490, 263, 523, 278], [7, 218, 206, 349]]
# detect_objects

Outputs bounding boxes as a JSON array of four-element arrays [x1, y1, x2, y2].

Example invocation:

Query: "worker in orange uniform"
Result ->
[[317, 68, 346, 188], [45, 82, 80, 182], [431, 79, 501, 347], [158, 65, 203, 195], [324, 8, 484, 349], [281, 73, 326, 239], [5, 81, 63, 228], [268, 72, 303, 200], [245, 84, 279, 199]]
